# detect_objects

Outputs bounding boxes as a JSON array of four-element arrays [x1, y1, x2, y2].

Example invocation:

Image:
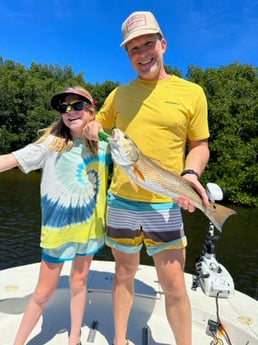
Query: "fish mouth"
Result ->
[[109, 129, 132, 151], [111, 128, 118, 140], [111, 128, 127, 141]]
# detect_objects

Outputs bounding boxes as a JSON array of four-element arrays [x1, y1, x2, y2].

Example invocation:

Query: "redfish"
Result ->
[[107, 128, 236, 231]]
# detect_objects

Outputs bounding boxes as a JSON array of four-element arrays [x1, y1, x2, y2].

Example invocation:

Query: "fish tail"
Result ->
[[205, 203, 236, 231]]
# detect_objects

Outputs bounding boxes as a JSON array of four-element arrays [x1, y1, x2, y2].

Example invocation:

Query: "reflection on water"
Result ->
[[0, 170, 257, 299]]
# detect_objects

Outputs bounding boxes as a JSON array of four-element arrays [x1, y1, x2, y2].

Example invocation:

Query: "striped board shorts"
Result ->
[[106, 191, 187, 256]]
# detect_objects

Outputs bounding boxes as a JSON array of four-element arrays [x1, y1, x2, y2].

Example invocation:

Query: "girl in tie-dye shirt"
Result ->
[[0, 86, 111, 345]]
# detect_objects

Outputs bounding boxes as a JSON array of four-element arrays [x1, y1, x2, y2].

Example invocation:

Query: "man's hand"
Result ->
[[174, 175, 210, 212]]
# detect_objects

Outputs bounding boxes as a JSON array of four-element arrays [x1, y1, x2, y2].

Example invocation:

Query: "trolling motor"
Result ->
[[192, 183, 234, 298]]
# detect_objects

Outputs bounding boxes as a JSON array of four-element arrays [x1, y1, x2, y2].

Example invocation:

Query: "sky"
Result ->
[[0, 0, 257, 84]]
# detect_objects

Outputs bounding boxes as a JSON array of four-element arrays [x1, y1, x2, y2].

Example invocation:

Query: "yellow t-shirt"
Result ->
[[97, 75, 209, 202]]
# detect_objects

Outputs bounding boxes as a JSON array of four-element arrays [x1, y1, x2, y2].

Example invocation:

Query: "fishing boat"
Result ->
[[0, 184, 257, 345], [0, 255, 257, 345]]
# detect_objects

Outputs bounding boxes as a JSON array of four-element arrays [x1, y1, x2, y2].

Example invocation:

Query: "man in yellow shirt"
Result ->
[[85, 11, 210, 345]]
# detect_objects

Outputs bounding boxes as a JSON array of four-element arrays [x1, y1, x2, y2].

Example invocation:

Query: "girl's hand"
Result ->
[[83, 120, 103, 141]]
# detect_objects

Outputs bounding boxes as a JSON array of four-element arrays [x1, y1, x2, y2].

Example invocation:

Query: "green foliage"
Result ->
[[164, 64, 183, 77], [0, 56, 257, 206], [90, 80, 120, 110], [187, 63, 258, 206], [0, 58, 100, 149]]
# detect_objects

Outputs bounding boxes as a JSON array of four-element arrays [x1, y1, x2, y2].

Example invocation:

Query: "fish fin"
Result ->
[[129, 177, 139, 192], [134, 166, 145, 181], [205, 203, 236, 231], [128, 165, 144, 192]]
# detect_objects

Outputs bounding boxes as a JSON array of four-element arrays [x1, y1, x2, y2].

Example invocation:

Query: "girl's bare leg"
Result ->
[[69, 255, 93, 345], [13, 260, 63, 345]]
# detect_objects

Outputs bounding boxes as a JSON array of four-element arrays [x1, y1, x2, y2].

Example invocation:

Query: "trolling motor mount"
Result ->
[[192, 183, 235, 298]]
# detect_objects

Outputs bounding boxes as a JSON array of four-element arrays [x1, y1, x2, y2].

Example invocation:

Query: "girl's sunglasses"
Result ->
[[57, 100, 86, 113]]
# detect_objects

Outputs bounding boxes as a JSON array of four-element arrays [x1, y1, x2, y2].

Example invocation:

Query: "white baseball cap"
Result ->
[[120, 11, 163, 47]]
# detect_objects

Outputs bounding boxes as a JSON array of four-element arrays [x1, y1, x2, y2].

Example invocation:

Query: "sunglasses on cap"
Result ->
[[57, 100, 86, 113]]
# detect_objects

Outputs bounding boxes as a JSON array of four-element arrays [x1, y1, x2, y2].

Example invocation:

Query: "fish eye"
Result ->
[[124, 134, 129, 139]]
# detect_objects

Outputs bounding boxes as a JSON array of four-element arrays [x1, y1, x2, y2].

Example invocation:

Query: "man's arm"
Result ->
[[175, 138, 210, 211], [184, 138, 210, 177]]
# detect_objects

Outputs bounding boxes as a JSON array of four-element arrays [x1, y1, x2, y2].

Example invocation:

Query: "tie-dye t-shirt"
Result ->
[[12, 135, 111, 250]]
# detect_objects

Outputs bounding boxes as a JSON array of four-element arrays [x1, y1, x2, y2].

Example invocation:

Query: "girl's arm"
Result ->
[[0, 154, 20, 172]]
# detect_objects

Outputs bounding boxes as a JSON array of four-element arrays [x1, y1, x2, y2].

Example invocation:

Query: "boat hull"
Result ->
[[0, 260, 257, 344]]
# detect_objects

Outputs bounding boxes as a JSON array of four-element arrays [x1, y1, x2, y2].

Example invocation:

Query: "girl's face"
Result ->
[[126, 34, 167, 80], [60, 95, 94, 138]]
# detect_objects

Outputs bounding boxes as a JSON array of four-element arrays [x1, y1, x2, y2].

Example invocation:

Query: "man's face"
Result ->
[[126, 34, 167, 80]]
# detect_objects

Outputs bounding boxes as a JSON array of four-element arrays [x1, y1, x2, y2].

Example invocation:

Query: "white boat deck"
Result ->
[[0, 260, 257, 345]]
